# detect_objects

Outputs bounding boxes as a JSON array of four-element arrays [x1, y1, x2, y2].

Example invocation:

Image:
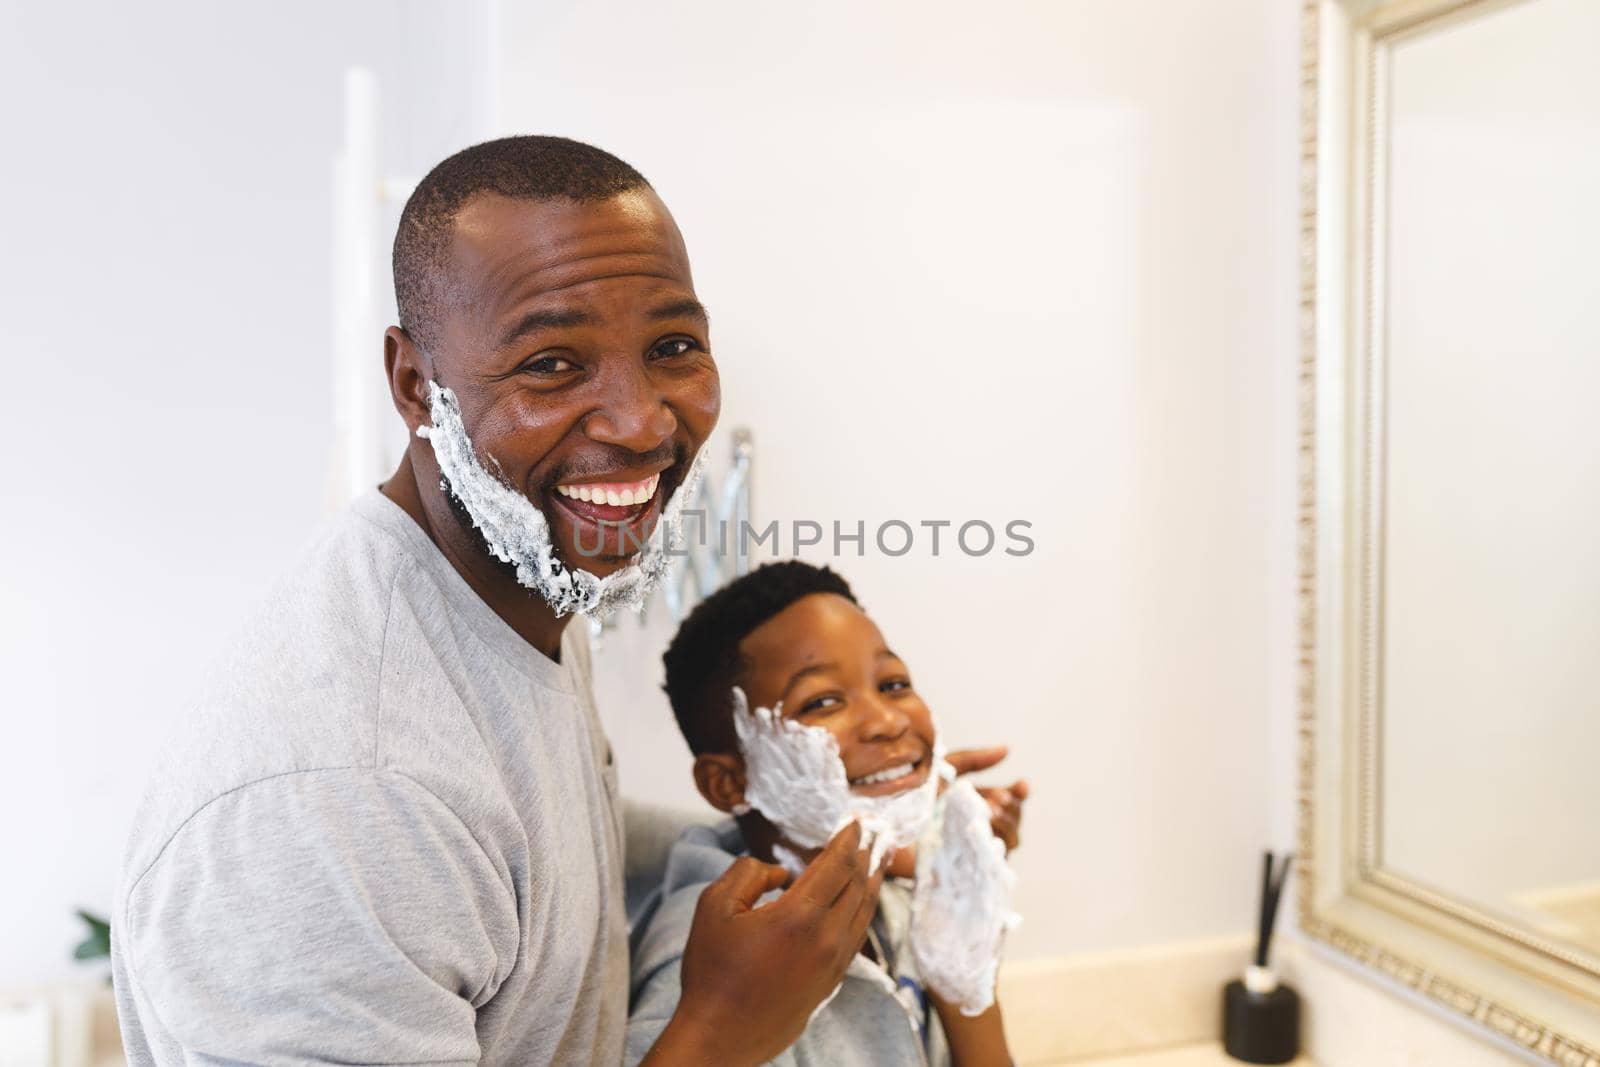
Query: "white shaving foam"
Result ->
[[909, 778, 1021, 1016], [416, 381, 706, 618], [730, 686, 945, 874]]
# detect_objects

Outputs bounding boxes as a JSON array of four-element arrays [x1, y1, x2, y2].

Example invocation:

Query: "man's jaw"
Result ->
[[421, 379, 708, 617]]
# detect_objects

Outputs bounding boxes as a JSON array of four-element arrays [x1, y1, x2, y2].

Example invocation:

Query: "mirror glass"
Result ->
[[1379, 0, 1600, 958]]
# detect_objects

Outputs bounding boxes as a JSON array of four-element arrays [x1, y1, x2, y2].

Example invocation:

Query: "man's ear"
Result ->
[[384, 325, 433, 436], [693, 753, 748, 814]]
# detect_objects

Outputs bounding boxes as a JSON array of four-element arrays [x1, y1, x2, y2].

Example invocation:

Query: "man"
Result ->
[[113, 136, 1006, 1065]]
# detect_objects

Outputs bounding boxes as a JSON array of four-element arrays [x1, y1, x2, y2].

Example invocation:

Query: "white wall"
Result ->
[[496, 0, 1305, 961], [0, 0, 490, 987]]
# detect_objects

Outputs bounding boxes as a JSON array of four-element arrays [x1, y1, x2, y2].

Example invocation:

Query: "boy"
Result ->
[[628, 561, 1025, 1066]]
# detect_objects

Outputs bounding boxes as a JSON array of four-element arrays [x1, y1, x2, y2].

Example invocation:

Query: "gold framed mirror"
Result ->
[[1297, 0, 1600, 1061]]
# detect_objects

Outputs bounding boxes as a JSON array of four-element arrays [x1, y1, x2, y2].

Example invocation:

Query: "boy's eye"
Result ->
[[880, 678, 912, 693], [798, 694, 843, 716], [650, 337, 701, 361]]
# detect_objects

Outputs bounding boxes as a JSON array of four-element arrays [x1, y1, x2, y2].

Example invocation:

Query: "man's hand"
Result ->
[[642, 820, 887, 1066]]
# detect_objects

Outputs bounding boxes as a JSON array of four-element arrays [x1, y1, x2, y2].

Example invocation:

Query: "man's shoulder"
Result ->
[[171, 497, 419, 756], [120, 495, 484, 892]]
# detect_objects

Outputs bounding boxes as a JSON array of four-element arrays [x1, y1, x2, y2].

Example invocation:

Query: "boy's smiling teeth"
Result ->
[[554, 473, 660, 507], [851, 761, 917, 786]]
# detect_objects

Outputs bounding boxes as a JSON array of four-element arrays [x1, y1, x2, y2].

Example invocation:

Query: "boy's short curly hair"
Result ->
[[662, 560, 858, 756]]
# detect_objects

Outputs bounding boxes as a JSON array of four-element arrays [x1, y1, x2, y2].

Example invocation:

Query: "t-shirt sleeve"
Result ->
[[120, 767, 518, 1065]]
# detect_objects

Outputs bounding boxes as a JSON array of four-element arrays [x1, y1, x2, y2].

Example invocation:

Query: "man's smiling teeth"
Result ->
[[554, 473, 660, 507], [851, 761, 917, 786]]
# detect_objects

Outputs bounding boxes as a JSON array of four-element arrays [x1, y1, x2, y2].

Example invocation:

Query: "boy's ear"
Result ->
[[693, 753, 748, 813]]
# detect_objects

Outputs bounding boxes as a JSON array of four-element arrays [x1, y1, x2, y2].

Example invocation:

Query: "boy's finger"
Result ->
[[1011, 779, 1031, 800], [945, 745, 1009, 776], [980, 786, 1023, 816], [785, 821, 865, 910], [885, 845, 918, 879]]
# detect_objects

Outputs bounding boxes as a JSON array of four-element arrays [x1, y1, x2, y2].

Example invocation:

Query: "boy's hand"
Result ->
[[946, 746, 1028, 850], [881, 747, 1029, 875], [929, 991, 1013, 1067], [945, 745, 1010, 777], [909, 780, 1018, 1017], [978, 779, 1028, 853], [645, 820, 887, 1066], [882, 779, 1028, 876]]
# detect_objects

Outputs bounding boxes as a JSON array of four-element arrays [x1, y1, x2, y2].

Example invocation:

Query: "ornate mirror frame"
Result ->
[[1297, 0, 1600, 1062]]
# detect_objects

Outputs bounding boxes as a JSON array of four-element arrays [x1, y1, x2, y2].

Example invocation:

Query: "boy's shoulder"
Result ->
[[629, 819, 751, 977], [660, 819, 749, 890]]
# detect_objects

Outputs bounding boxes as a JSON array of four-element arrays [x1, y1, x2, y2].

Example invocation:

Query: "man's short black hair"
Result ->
[[662, 561, 859, 756], [392, 135, 651, 351]]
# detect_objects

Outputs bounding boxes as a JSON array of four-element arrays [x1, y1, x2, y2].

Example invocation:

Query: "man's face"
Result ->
[[737, 594, 938, 799], [428, 188, 719, 575]]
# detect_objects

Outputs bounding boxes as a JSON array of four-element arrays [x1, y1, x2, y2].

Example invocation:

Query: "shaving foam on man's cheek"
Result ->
[[417, 381, 706, 618], [730, 686, 946, 874], [909, 779, 1021, 1016]]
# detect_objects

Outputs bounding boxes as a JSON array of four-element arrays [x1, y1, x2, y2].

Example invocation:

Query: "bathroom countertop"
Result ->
[[1042, 1042, 1313, 1066]]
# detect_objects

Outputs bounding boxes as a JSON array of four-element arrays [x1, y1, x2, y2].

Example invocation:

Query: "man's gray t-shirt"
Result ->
[[112, 490, 628, 1066]]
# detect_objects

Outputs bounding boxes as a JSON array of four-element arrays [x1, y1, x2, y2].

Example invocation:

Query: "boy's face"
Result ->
[[734, 593, 937, 798]]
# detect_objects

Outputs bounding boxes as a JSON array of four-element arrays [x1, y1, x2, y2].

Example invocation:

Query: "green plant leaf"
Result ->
[[72, 909, 112, 962]]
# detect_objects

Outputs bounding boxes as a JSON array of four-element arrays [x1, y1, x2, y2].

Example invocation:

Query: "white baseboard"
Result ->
[[19, 940, 1257, 1067], [0, 981, 120, 1067], [999, 933, 1254, 1065]]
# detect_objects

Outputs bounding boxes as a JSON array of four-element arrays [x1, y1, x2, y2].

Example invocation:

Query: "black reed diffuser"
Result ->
[[1222, 851, 1299, 1064]]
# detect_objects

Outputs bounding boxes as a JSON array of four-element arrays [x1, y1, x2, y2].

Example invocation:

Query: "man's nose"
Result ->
[[584, 360, 677, 453]]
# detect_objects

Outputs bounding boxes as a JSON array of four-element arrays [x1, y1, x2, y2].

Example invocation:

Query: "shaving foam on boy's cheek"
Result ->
[[910, 779, 1021, 1016], [417, 381, 706, 618], [730, 686, 947, 874]]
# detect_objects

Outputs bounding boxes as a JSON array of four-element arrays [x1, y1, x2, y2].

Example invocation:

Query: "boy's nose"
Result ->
[[857, 695, 909, 741]]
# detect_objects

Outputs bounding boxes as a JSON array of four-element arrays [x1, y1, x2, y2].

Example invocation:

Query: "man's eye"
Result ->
[[523, 355, 576, 375], [650, 337, 701, 361]]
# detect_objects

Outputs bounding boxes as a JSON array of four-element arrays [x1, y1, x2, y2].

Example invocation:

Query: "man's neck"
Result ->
[[380, 448, 571, 661]]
